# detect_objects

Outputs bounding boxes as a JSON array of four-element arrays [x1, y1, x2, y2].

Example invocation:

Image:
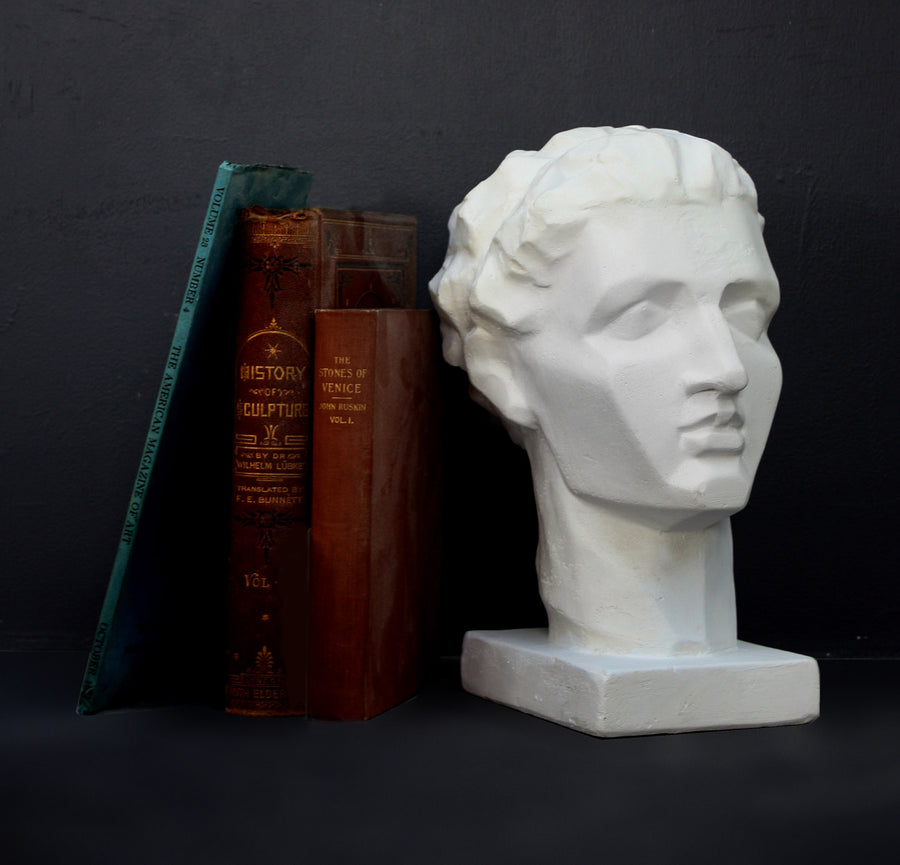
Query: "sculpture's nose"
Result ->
[[683, 306, 749, 395]]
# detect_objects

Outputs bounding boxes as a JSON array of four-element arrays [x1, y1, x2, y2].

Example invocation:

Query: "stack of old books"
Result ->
[[78, 164, 442, 721]]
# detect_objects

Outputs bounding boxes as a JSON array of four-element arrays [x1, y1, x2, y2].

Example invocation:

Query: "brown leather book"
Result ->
[[309, 309, 442, 720], [226, 209, 416, 716]]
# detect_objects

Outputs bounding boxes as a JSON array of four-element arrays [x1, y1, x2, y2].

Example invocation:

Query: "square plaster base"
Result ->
[[461, 628, 820, 737]]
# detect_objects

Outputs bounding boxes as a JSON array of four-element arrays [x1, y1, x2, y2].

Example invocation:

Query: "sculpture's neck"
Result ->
[[526, 440, 738, 656]]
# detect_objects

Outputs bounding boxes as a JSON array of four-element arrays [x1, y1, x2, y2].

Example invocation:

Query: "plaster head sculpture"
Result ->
[[430, 127, 818, 736]]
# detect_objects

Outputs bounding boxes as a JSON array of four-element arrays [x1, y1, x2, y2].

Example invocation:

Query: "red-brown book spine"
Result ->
[[226, 209, 417, 716], [309, 309, 441, 720], [226, 209, 315, 715]]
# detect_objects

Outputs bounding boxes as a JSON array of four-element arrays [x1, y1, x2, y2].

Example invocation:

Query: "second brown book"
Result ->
[[309, 309, 442, 720], [226, 208, 416, 716]]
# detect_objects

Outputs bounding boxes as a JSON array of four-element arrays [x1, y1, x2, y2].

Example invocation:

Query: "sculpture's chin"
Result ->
[[598, 502, 737, 533], [651, 462, 754, 531], [580, 481, 752, 533], [557, 467, 753, 533], [656, 504, 743, 533]]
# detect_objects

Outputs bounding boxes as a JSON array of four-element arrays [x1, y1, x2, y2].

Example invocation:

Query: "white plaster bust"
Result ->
[[430, 126, 818, 736]]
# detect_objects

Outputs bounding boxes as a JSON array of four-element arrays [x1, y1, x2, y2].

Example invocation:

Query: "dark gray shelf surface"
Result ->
[[3, 652, 898, 864]]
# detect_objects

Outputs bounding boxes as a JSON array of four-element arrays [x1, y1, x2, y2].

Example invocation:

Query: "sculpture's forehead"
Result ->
[[563, 198, 774, 288]]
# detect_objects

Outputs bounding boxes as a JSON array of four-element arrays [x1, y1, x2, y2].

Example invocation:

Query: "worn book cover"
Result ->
[[309, 309, 442, 720], [225, 210, 417, 715]]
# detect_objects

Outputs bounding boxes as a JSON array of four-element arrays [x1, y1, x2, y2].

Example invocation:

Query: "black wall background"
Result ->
[[1, 0, 897, 658]]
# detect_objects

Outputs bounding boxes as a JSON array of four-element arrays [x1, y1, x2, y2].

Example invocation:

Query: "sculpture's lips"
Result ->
[[680, 427, 745, 455], [679, 405, 745, 455]]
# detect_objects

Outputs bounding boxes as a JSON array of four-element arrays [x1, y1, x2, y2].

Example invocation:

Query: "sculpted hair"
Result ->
[[429, 126, 761, 372]]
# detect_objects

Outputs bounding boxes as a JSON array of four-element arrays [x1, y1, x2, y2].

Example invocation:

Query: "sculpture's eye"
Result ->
[[722, 299, 769, 340], [603, 299, 670, 340], [720, 281, 778, 341], [593, 282, 682, 341]]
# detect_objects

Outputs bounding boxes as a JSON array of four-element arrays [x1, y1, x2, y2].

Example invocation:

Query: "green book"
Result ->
[[78, 163, 314, 714]]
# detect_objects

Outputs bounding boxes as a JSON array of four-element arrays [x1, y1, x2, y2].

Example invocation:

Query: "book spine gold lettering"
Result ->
[[309, 312, 378, 720], [225, 209, 321, 716]]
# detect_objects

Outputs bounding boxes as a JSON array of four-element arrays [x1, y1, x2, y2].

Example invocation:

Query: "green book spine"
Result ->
[[77, 163, 313, 714]]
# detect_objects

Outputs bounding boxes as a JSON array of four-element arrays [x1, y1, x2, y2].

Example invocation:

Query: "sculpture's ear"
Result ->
[[464, 332, 538, 432]]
